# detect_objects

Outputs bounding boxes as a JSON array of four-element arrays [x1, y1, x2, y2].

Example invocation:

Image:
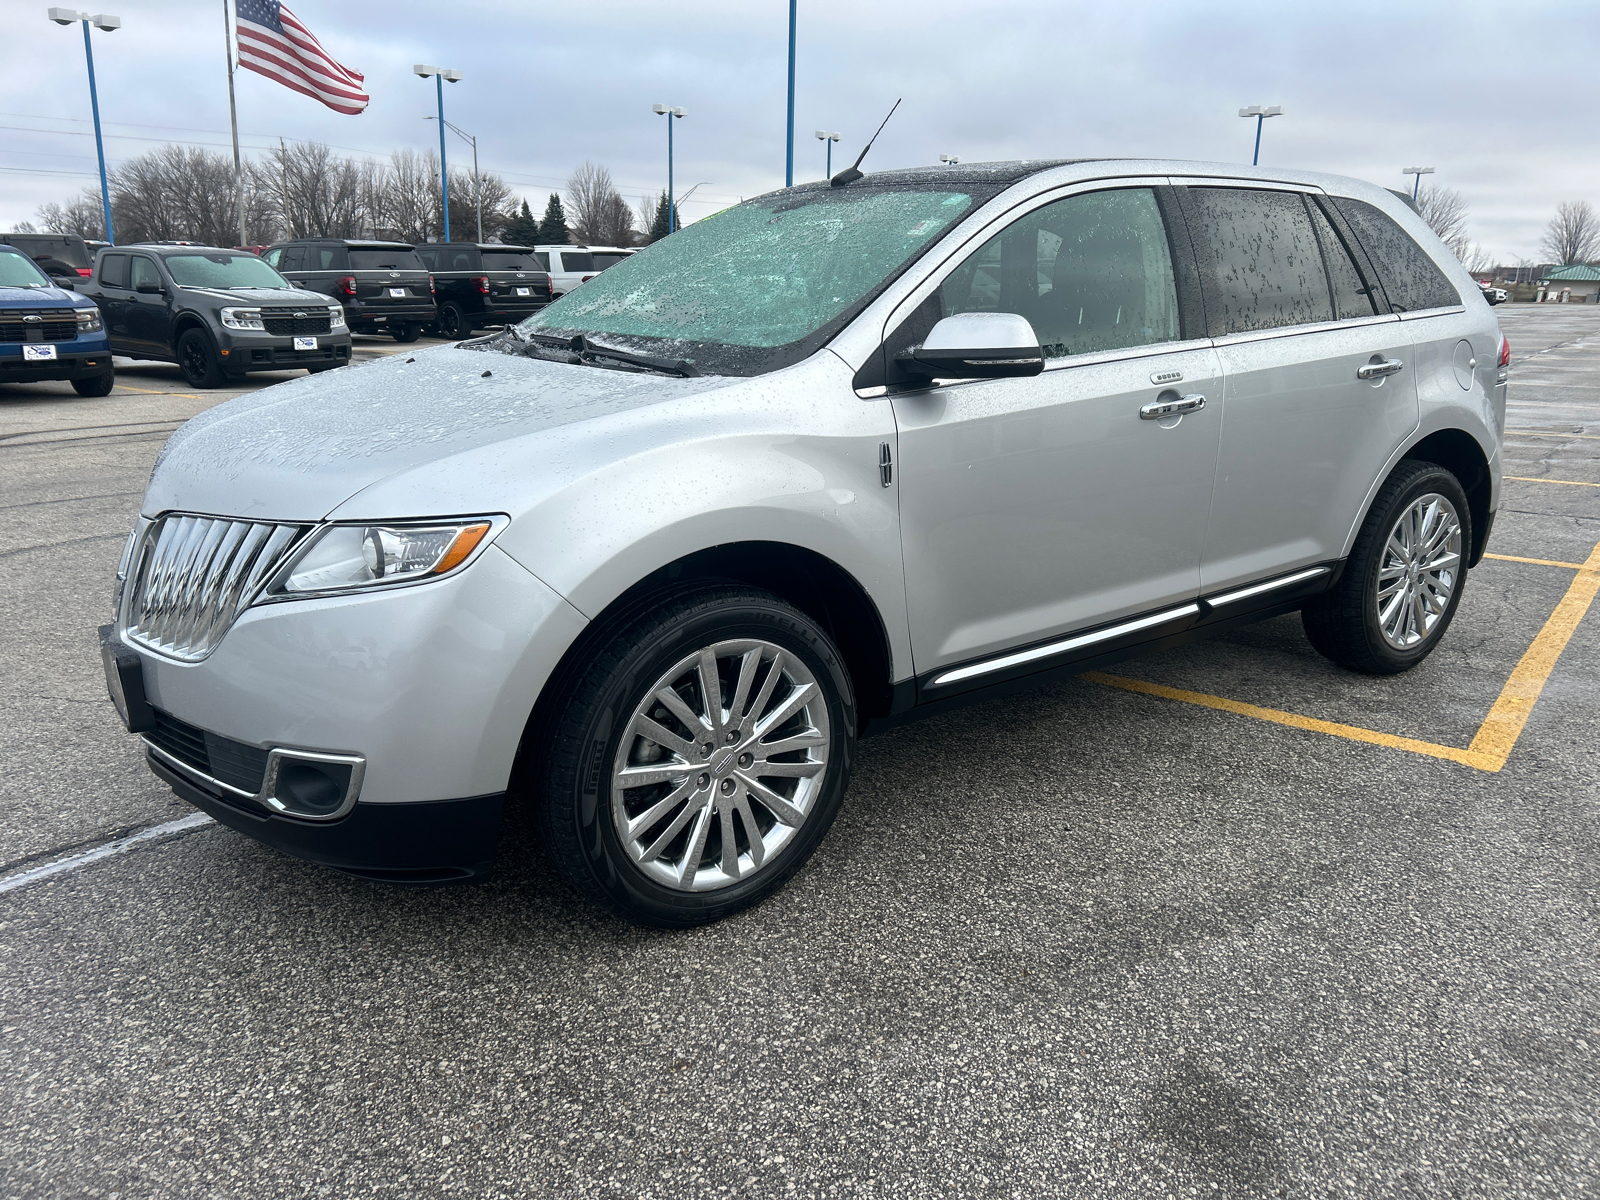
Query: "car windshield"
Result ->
[[0, 249, 53, 288], [482, 250, 542, 271], [165, 253, 291, 290], [349, 248, 425, 270], [520, 185, 986, 375]]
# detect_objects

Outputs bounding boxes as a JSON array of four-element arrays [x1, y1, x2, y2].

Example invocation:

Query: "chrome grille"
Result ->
[[120, 514, 306, 662]]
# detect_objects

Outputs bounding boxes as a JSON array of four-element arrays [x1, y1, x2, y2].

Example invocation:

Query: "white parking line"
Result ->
[[0, 812, 213, 896]]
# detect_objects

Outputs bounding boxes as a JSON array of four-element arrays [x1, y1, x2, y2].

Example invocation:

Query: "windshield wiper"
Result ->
[[529, 333, 700, 377]]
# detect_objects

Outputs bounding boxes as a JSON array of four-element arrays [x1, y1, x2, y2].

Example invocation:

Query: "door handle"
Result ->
[[1140, 393, 1206, 420], [1357, 358, 1405, 380]]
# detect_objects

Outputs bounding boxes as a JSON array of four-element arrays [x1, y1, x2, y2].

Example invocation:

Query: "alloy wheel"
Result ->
[[1375, 492, 1462, 649], [610, 638, 830, 892]]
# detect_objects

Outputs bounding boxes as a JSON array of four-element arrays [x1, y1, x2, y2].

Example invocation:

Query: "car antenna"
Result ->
[[830, 99, 902, 187]]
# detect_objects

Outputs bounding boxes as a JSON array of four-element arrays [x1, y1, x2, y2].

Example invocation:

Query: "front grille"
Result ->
[[147, 708, 269, 795], [0, 309, 77, 343], [121, 514, 306, 662], [262, 310, 331, 336]]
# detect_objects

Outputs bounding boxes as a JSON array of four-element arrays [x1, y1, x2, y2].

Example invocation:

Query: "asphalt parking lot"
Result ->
[[2, 309, 1597, 1198]]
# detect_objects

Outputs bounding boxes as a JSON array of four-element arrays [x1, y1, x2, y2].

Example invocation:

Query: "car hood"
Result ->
[[143, 344, 739, 522], [0, 283, 91, 307], [175, 285, 335, 306]]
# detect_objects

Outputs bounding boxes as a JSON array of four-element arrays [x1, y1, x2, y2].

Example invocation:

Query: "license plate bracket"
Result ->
[[23, 344, 59, 361], [99, 623, 155, 733], [293, 336, 318, 351], [388, 287, 406, 298]]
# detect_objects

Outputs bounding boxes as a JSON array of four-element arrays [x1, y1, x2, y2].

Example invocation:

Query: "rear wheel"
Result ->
[[535, 586, 855, 927], [389, 322, 421, 344], [71, 371, 115, 397], [437, 302, 470, 339], [1302, 460, 1471, 674], [176, 329, 227, 388]]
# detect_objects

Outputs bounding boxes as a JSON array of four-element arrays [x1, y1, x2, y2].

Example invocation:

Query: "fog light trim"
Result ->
[[261, 748, 366, 821]]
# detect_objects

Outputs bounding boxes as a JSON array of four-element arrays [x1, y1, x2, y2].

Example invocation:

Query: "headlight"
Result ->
[[75, 307, 103, 332], [327, 305, 347, 329], [265, 519, 499, 598], [220, 307, 264, 331]]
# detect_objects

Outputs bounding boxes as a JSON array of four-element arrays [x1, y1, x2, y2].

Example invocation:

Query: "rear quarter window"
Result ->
[[1330, 198, 1461, 312], [558, 252, 595, 272]]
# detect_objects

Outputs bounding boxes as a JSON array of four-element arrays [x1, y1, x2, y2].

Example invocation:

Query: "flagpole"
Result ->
[[223, 0, 245, 246]]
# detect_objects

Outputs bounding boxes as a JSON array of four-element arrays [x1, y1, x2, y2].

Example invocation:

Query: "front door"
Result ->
[[124, 256, 170, 358], [891, 186, 1223, 682]]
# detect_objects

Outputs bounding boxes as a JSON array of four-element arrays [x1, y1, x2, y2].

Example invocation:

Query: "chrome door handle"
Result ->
[[1357, 358, 1405, 379], [1140, 393, 1206, 420]]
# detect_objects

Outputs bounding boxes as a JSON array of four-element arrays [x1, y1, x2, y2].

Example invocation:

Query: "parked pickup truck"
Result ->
[[0, 241, 113, 396], [79, 243, 353, 388], [412, 242, 553, 338]]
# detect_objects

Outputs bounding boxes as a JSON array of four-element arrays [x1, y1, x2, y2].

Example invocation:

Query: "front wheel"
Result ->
[[71, 371, 115, 397], [437, 302, 470, 339], [535, 587, 856, 927], [1302, 460, 1472, 674], [176, 329, 227, 389]]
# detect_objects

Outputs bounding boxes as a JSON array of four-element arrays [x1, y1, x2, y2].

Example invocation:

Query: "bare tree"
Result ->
[[1539, 200, 1600, 265], [1414, 185, 1471, 258], [270, 141, 378, 240], [377, 149, 440, 243], [35, 190, 106, 240], [566, 162, 636, 245], [104, 145, 243, 246]]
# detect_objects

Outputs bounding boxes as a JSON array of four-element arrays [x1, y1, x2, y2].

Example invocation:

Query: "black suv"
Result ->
[[263, 239, 436, 342], [79, 244, 353, 388], [411, 242, 553, 338]]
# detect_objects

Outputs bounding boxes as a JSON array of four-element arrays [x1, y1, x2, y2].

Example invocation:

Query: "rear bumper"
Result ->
[[153, 752, 503, 883], [346, 303, 437, 326]]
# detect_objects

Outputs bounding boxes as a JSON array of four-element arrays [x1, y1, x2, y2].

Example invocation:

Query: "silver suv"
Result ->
[[101, 159, 1506, 926]]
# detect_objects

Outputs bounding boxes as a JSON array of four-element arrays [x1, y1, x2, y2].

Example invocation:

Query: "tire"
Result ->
[[71, 371, 115, 397], [534, 586, 856, 927], [306, 363, 341, 374], [1302, 460, 1472, 675], [389, 323, 421, 344], [437, 302, 470, 339], [176, 328, 227, 388]]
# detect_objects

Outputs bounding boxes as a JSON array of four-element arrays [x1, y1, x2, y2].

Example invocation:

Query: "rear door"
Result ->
[[892, 183, 1224, 687], [1174, 182, 1419, 591]]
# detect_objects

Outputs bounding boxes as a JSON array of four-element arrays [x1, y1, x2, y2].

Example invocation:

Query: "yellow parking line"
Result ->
[[1085, 534, 1600, 774], [112, 384, 201, 399], [1505, 475, 1600, 488], [1484, 553, 1587, 569], [1466, 537, 1600, 768], [1514, 431, 1600, 441]]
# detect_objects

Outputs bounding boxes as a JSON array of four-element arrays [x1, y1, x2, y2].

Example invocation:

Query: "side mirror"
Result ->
[[135, 281, 163, 295], [899, 312, 1044, 380]]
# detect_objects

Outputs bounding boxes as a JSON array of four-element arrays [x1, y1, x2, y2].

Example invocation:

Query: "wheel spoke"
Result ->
[[746, 650, 785, 732], [677, 802, 715, 889], [615, 762, 693, 788], [741, 774, 808, 827], [625, 777, 698, 839], [638, 791, 708, 864], [753, 681, 818, 739], [696, 648, 724, 733], [731, 795, 765, 869], [653, 686, 709, 736], [755, 728, 828, 757], [718, 803, 741, 880], [749, 759, 825, 779], [727, 648, 762, 727], [634, 715, 697, 761]]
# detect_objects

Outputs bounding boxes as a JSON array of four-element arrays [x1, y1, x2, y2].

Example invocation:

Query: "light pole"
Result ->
[[48, 8, 120, 245], [652, 105, 685, 232], [1238, 104, 1283, 167], [939, 154, 960, 166], [1403, 166, 1434, 200], [815, 130, 840, 179], [427, 116, 480, 242], [785, 0, 797, 187], [414, 64, 462, 241]]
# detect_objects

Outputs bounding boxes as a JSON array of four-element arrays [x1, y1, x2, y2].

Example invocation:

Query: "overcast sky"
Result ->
[[4, 0, 1596, 262]]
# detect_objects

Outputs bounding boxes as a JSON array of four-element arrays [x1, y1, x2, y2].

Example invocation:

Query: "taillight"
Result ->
[[429, 275, 436, 295], [76, 267, 93, 277], [335, 275, 357, 297], [1498, 335, 1511, 368], [476, 275, 490, 295]]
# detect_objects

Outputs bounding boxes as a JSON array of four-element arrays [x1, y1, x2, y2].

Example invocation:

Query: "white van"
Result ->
[[533, 245, 637, 297]]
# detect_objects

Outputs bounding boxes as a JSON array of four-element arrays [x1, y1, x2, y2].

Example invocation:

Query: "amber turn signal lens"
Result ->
[[432, 523, 491, 574]]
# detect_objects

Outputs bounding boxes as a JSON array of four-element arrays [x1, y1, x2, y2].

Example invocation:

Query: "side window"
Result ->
[[1306, 201, 1376, 320], [313, 246, 343, 270], [1330, 197, 1460, 313], [99, 253, 128, 288], [413, 247, 436, 269], [262, 248, 282, 268], [939, 188, 1180, 358], [129, 257, 161, 290], [277, 245, 304, 272], [1187, 188, 1333, 334], [533, 252, 550, 271]]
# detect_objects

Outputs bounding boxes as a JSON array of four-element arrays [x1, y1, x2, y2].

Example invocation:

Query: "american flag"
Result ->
[[234, 0, 368, 115]]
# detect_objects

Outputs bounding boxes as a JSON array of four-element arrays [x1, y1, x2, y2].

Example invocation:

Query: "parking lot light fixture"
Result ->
[[1403, 165, 1435, 200], [939, 154, 960, 166], [785, 0, 797, 187], [1238, 104, 1283, 166], [653, 105, 686, 232], [48, 8, 120, 245], [414, 64, 462, 242], [815, 130, 840, 179]]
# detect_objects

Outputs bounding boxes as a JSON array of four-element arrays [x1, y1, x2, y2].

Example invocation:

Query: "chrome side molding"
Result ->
[[1204, 566, 1330, 609], [930, 603, 1201, 688]]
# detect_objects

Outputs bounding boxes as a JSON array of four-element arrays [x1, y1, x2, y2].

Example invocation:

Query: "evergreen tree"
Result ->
[[536, 192, 570, 244], [646, 190, 682, 243], [504, 198, 539, 245]]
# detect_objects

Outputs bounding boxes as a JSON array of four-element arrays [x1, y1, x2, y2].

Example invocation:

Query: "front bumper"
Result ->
[[215, 329, 352, 372], [121, 543, 588, 879], [0, 338, 113, 382]]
